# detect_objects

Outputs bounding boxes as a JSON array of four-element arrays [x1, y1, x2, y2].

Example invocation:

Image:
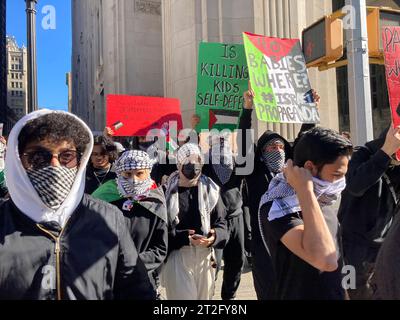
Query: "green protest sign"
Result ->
[[243, 32, 320, 124], [195, 42, 249, 131]]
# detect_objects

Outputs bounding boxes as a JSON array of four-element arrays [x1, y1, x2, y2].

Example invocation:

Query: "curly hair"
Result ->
[[93, 135, 118, 162], [18, 113, 91, 154]]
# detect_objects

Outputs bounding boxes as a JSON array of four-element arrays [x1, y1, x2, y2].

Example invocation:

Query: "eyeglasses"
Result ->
[[21, 149, 82, 169]]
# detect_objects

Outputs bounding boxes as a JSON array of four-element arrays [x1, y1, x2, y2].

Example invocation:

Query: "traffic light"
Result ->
[[302, 15, 344, 68], [367, 7, 400, 57]]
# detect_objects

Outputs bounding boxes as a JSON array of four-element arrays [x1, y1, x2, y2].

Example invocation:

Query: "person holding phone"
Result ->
[[161, 143, 228, 300]]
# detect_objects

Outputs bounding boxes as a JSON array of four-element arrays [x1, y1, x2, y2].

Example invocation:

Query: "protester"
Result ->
[[85, 135, 118, 194], [371, 202, 400, 299], [161, 143, 228, 300], [259, 127, 353, 299], [0, 110, 155, 300], [238, 85, 320, 300], [92, 150, 168, 296], [202, 132, 245, 300], [338, 125, 400, 300]]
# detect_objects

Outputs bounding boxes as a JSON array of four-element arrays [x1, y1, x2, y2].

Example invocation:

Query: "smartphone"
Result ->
[[304, 89, 314, 103], [112, 121, 123, 130], [191, 234, 206, 240]]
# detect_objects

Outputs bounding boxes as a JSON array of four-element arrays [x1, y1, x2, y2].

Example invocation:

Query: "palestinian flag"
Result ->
[[209, 109, 241, 130]]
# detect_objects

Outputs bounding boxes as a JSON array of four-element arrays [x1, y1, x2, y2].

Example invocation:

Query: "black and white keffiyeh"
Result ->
[[177, 143, 203, 165], [164, 171, 220, 234], [259, 172, 346, 221], [115, 150, 153, 174], [117, 176, 153, 201], [27, 166, 78, 209], [261, 138, 285, 174]]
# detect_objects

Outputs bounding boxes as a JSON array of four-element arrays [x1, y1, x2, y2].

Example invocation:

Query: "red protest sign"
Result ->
[[106, 95, 183, 136], [382, 26, 400, 160]]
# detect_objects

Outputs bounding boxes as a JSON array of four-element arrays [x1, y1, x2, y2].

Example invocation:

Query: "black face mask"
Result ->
[[182, 163, 202, 180]]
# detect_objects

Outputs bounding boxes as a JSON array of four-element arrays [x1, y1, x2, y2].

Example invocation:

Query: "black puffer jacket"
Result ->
[[0, 195, 156, 300], [111, 186, 168, 275]]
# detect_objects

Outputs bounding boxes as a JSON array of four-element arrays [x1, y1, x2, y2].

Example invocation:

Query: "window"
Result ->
[[19, 83, 22, 88], [11, 91, 14, 96]]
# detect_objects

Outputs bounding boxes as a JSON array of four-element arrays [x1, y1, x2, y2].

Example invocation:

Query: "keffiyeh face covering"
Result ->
[[260, 172, 347, 221], [261, 138, 285, 174], [117, 176, 153, 200], [115, 150, 154, 200], [27, 166, 77, 209]]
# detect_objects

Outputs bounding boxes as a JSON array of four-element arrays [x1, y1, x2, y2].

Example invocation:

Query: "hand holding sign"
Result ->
[[243, 81, 255, 110], [381, 125, 400, 159]]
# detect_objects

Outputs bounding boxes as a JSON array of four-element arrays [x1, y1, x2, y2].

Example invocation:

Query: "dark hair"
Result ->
[[93, 135, 118, 162], [293, 127, 353, 168], [18, 113, 91, 154]]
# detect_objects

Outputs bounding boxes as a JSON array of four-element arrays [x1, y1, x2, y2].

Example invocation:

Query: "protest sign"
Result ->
[[243, 32, 319, 124], [195, 42, 249, 131], [106, 95, 182, 137], [383, 26, 400, 160]]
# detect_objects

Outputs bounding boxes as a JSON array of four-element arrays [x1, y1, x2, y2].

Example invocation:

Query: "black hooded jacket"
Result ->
[[238, 109, 292, 249], [338, 131, 400, 256], [0, 195, 156, 300], [111, 186, 168, 276]]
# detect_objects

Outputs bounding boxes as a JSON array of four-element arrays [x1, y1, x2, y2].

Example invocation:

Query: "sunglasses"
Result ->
[[21, 149, 82, 170]]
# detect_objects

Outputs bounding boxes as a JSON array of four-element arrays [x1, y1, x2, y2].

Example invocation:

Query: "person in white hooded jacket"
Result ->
[[0, 110, 155, 300]]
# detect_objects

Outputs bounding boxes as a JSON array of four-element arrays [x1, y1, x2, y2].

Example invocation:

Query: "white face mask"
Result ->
[[312, 176, 346, 207]]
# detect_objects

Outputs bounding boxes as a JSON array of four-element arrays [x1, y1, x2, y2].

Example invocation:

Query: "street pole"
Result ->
[[345, 0, 374, 146], [26, 0, 38, 113]]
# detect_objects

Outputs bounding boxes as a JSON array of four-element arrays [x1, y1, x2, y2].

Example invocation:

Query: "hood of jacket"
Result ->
[[4, 109, 94, 227], [255, 130, 292, 171]]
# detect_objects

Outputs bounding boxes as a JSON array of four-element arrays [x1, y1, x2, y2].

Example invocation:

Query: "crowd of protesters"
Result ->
[[1, 85, 400, 301]]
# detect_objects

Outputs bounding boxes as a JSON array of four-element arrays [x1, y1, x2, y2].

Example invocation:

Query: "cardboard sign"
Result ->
[[106, 95, 182, 136], [243, 32, 320, 124], [382, 26, 400, 160], [195, 42, 249, 131]]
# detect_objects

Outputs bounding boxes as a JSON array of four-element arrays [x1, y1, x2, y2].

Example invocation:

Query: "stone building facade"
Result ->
[[72, 0, 399, 140]]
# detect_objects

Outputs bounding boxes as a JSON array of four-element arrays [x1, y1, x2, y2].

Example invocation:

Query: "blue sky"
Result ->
[[6, 0, 71, 111]]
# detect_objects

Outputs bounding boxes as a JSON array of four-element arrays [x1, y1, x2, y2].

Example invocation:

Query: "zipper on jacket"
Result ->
[[37, 221, 69, 300]]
